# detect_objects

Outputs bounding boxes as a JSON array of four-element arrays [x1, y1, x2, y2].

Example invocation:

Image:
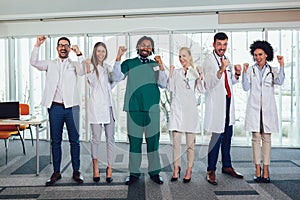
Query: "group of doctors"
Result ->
[[30, 32, 284, 186]]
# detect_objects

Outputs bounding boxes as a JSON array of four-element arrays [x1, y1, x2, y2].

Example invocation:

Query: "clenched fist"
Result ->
[[36, 35, 46, 47]]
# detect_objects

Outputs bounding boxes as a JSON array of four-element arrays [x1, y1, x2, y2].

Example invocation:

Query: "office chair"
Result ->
[[0, 125, 26, 164], [19, 103, 34, 146]]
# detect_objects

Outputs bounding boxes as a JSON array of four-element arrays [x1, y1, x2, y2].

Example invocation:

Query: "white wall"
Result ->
[[0, 14, 218, 37], [1, 0, 300, 37], [1, 12, 300, 38], [0, 0, 299, 21]]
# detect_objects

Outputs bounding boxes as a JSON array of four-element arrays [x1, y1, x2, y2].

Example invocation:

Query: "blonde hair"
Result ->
[[179, 47, 194, 68]]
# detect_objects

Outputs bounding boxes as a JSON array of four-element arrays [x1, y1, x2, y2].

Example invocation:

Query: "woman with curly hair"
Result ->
[[242, 40, 285, 183]]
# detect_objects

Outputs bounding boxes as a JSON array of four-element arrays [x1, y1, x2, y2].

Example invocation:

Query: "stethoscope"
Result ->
[[252, 64, 274, 86], [213, 51, 226, 67], [213, 51, 232, 73], [252, 64, 274, 78]]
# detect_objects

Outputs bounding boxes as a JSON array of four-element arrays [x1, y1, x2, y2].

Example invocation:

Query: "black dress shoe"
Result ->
[[262, 177, 271, 183], [106, 167, 113, 183], [93, 177, 100, 183], [73, 171, 84, 184], [150, 175, 164, 184], [125, 175, 139, 185], [46, 172, 62, 186]]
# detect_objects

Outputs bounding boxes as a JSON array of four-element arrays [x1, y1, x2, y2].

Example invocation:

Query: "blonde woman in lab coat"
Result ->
[[168, 47, 205, 183], [242, 40, 285, 183]]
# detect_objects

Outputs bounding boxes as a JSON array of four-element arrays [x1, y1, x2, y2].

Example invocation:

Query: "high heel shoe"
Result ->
[[106, 167, 113, 183], [262, 177, 271, 183], [93, 159, 100, 183], [183, 177, 191, 183], [262, 167, 271, 183], [183, 168, 192, 183], [93, 176, 100, 182], [170, 166, 181, 182], [253, 167, 261, 183]]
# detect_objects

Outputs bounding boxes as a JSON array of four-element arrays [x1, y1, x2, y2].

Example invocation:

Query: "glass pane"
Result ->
[[30, 37, 44, 115], [268, 29, 299, 147], [0, 38, 8, 101], [15, 38, 30, 103], [230, 31, 264, 145]]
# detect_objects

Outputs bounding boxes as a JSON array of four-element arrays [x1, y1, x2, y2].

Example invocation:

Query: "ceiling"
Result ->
[[0, 0, 300, 21]]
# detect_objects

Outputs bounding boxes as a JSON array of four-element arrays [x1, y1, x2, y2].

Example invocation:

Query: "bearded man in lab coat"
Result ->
[[30, 35, 86, 186], [202, 32, 244, 185]]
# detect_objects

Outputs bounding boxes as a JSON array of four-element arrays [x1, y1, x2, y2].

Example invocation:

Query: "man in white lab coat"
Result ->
[[30, 35, 86, 186], [202, 32, 243, 185]]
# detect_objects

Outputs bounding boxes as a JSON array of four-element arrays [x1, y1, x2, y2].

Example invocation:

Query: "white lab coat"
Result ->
[[30, 46, 86, 108], [242, 64, 285, 133], [167, 67, 205, 133], [202, 53, 239, 133], [86, 62, 121, 124]]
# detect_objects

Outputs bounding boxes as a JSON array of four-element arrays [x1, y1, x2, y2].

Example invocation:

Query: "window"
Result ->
[[0, 38, 8, 101], [2, 29, 300, 147], [268, 29, 300, 146]]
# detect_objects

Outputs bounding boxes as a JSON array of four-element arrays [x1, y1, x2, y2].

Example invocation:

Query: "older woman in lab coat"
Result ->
[[242, 40, 285, 183], [168, 47, 205, 183]]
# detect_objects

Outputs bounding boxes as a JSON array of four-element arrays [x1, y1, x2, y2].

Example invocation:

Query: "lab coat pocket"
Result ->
[[67, 66, 76, 71], [264, 75, 273, 87]]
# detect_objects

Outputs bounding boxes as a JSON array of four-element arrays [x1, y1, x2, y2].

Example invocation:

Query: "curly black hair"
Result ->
[[250, 40, 274, 62]]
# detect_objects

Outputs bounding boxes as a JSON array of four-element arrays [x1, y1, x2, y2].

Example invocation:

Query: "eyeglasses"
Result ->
[[57, 44, 71, 48]]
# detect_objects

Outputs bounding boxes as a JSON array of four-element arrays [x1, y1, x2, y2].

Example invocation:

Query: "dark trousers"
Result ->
[[48, 104, 80, 173], [207, 97, 233, 171], [127, 111, 161, 177]]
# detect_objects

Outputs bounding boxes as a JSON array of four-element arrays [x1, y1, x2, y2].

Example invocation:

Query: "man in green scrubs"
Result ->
[[118, 36, 167, 185]]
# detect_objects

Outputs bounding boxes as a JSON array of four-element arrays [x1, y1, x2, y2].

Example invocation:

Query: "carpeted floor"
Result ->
[[11, 155, 50, 175], [0, 140, 299, 199], [272, 180, 300, 200]]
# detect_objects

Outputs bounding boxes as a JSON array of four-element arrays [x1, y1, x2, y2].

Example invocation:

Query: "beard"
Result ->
[[58, 50, 69, 59], [215, 49, 226, 57], [138, 49, 152, 57]]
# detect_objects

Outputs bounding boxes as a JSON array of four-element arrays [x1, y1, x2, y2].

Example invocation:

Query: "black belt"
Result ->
[[52, 102, 65, 107]]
